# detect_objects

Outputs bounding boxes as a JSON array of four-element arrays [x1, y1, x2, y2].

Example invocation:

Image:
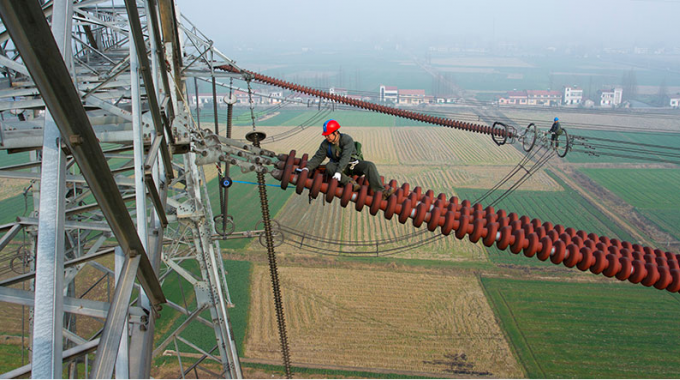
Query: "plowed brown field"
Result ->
[[245, 265, 523, 377]]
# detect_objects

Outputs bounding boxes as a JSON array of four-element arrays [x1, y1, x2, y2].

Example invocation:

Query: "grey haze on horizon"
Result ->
[[176, 0, 680, 52]]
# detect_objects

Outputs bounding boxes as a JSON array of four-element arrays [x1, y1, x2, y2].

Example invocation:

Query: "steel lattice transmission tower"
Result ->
[[0, 0, 253, 378]]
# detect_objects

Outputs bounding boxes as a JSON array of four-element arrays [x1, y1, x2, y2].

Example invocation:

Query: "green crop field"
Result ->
[[481, 276, 680, 378], [564, 130, 680, 164], [205, 171, 294, 251], [580, 168, 680, 241], [0, 193, 34, 225], [455, 172, 636, 267], [155, 259, 252, 355]]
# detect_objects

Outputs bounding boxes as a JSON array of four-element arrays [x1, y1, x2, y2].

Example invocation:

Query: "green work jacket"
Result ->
[[306, 133, 358, 174]]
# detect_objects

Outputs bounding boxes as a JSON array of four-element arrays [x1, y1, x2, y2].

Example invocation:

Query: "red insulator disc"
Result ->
[[497, 226, 513, 250], [666, 269, 680, 292], [640, 263, 660, 287], [355, 185, 368, 212], [602, 253, 621, 278], [296, 168, 309, 195], [524, 233, 540, 257], [628, 260, 647, 284], [470, 218, 485, 243], [510, 229, 526, 254], [401, 182, 410, 195], [559, 233, 572, 246], [615, 257, 632, 281], [398, 199, 413, 224], [396, 188, 405, 204], [535, 226, 547, 239], [483, 222, 499, 247], [550, 240, 566, 265], [428, 207, 443, 232], [326, 178, 338, 203], [442, 211, 456, 236], [537, 237, 553, 261], [280, 150, 296, 190], [384, 194, 397, 220], [576, 247, 594, 271], [369, 192, 383, 216], [340, 183, 354, 207], [456, 215, 470, 240], [571, 235, 584, 249], [554, 224, 565, 235], [547, 229, 560, 242], [590, 250, 608, 274], [519, 215, 530, 226], [413, 186, 422, 199], [413, 202, 428, 228], [654, 266, 672, 290], [563, 244, 582, 268], [310, 172, 323, 199]]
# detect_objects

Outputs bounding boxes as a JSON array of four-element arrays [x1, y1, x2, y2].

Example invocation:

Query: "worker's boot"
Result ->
[[382, 187, 396, 200], [349, 178, 361, 192]]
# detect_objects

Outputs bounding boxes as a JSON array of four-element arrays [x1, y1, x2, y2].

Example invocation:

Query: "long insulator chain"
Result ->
[[217, 64, 514, 140], [247, 81, 293, 379], [273, 150, 680, 293]]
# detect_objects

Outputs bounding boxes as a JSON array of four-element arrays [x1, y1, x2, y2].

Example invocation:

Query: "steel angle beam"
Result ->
[[0, 170, 136, 187], [0, 0, 165, 309], [0, 286, 133, 319], [0, 223, 21, 252], [124, 0, 175, 177], [0, 339, 100, 380]]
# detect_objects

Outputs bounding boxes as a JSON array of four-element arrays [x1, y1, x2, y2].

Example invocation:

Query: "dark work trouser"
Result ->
[[326, 160, 385, 193]]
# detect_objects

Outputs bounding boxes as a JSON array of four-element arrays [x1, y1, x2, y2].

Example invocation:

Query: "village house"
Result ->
[[599, 88, 623, 107], [670, 97, 680, 108], [498, 90, 562, 106], [379, 85, 398, 103], [563, 86, 583, 106], [398, 89, 433, 105]]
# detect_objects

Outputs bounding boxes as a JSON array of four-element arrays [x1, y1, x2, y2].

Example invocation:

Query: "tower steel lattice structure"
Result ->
[[0, 0, 249, 378]]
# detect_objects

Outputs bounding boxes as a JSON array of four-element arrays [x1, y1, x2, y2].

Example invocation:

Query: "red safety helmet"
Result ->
[[322, 119, 341, 136]]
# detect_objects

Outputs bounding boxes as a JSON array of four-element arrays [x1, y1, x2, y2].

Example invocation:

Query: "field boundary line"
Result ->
[[239, 357, 466, 379], [549, 167, 650, 245], [479, 276, 545, 378], [496, 290, 546, 378]]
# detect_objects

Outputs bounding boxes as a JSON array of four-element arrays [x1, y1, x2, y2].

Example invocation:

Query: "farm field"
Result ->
[[481, 277, 680, 378], [579, 168, 680, 241], [245, 264, 523, 378]]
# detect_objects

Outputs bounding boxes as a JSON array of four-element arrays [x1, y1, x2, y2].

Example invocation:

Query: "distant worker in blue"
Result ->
[[299, 119, 396, 200], [549, 117, 563, 148]]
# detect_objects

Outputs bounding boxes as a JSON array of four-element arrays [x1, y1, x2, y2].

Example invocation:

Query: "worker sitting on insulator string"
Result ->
[[299, 119, 396, 200], [549, 117, 563, 148]]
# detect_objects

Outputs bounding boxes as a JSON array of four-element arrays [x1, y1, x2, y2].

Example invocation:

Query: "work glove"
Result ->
[[332, 172, 341, 181]]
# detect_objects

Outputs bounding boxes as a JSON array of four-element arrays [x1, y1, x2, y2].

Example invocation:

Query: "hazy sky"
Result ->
[[176, 0, 680, 50]]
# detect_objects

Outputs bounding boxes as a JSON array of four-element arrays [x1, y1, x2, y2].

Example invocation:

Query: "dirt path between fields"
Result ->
[[551, 162, 680, 249]]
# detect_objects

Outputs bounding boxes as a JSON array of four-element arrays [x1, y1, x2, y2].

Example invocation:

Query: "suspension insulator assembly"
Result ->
[[272, 150, 680, 293], [217, 65, 514, 140]]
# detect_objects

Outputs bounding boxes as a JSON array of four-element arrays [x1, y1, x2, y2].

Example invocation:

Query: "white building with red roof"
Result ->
[[398, 89, 433, 105]]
